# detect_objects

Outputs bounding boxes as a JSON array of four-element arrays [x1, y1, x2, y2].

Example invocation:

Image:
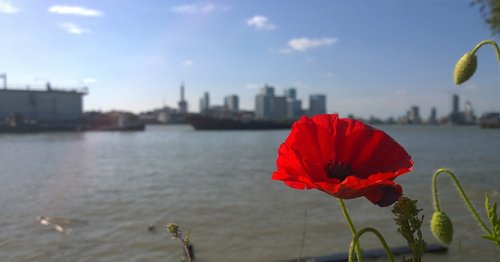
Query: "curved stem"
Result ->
[[338, 199, 362, 262], [432, 168, 492, 235], [471, 40, 500, 66], [348, 227, 395, 262]]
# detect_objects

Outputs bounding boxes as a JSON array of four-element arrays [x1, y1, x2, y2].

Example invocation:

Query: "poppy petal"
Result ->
[[273, 114, 413, 206]]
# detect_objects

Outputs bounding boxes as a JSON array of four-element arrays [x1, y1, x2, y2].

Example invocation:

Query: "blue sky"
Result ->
[[1, 0, 499, 119]]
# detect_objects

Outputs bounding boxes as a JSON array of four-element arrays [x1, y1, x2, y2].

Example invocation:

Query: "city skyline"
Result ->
[[1, 0, 500, 118]]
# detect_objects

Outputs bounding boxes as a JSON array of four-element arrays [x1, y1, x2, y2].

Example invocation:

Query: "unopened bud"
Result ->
[[430, 211, 453, 245], [453, 52, 477, 85]]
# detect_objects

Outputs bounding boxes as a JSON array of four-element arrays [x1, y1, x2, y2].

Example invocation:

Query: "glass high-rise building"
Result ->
[[308, 94, 326, 115]]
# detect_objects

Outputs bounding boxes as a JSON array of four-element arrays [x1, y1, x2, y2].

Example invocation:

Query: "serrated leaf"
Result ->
[[481, 235, 495, 241]]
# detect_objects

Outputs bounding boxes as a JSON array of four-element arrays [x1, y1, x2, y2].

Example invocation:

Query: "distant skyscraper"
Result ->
[[255, 85, 274, 119], [178, 82, 188, 114], [452, 94, 459, 114], [284, 87, 302, 119], [309, 94, 326, 115], [271, 96, 287, 120], [287, 100, 302, 119], [464, 100, 475, 123], [199, 92, 210, 113], [428, 107, 438, 124], [284, 88, 297, 100], [409, 105, 421, 124], [224, 95, 239, 112]]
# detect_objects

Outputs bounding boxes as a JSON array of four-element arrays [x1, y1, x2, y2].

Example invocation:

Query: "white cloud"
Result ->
[[59, 22, 91, 35], [182, 59, 194, 67], [82, 78, 97, 84], [286, 37, 338, 52], [246, 15, 276, 30], [48, 5, 103, 17], [0, 0, 19, 14], [171, 3, 230, 14]]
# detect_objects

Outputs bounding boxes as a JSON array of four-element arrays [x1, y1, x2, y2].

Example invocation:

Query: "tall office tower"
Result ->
[[224, 95, 239, 112], [199, 92, 210, 113], [255, 85, 275, 119], [271, 96, 287, 120], [284, 88, 297, 100], [309, 94, 326, 115], [178, 82, 188, 114], [428, 107, 438, 124], [452, 94, 459, 114], [284, 87, 301, 119], [409, 105, 422, 124]]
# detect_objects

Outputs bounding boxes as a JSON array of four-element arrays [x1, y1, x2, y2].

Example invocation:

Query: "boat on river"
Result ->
[[187, 114, 294, 130], [478, 112, 500, 128]]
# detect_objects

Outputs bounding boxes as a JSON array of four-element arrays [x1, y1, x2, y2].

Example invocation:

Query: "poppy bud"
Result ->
[[430, 211, 453, 245], [453, 52, 477, 85]]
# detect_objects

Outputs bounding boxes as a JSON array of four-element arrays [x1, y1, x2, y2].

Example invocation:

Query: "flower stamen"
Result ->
[[325, 160, 351, 181]]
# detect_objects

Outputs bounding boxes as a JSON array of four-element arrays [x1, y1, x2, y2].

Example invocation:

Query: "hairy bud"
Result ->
[[430, 211, 453, 245], [453, 52, 477, 85]]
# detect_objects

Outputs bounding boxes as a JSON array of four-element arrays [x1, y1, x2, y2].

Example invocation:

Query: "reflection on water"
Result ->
[[0, 125, 499, 261]]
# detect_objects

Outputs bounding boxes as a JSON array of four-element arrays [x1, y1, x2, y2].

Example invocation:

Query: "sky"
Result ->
[[1, 0, 500, 119]]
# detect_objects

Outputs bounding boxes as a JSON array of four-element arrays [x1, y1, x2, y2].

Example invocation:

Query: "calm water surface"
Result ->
[[0, 125, 499, 261]]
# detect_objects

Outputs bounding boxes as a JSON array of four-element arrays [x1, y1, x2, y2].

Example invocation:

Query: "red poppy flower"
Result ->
[[272, 114, 413, 207]]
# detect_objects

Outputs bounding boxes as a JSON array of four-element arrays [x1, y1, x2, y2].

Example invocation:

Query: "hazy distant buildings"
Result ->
[[254, 85, 324, 120], [178, 82, 188, 114], [200, 92, 210, 113], [464, 101, 475, 123], [224, 95, 239, 112], [308, 94, 326, 115], [448, 94, 476, 125]]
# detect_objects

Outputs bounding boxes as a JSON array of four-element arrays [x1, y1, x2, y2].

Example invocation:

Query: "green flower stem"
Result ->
[[338, 199, 362, 262], [432, 168, 492, 235], [348, 227, 395, 262], [470, 40, 500, 66]]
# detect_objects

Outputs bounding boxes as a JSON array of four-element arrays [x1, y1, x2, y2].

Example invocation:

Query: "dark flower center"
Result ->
[[324, 160, 351, 182]]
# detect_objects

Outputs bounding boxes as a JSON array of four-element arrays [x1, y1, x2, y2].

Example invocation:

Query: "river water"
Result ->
[[0, 124, 499, 261]]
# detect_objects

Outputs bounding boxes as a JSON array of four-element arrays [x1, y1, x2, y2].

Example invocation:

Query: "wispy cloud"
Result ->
[[48, 5, 103, 17], [82, 78, 97, 84], [283, 37, 338, 53], [59, 22, 91, 35], [171, 2, 230, 14], [246, 15, 276, 30], [0, 0, 19, 14], [182, 59, 194, 67], [244, 83, 262, 89]]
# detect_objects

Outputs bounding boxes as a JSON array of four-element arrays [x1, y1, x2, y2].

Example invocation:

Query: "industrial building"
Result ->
[[0, 80, 86, 127]]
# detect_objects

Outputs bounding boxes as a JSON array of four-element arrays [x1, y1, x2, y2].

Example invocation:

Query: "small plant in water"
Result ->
[[166, 223, 193, 262]]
